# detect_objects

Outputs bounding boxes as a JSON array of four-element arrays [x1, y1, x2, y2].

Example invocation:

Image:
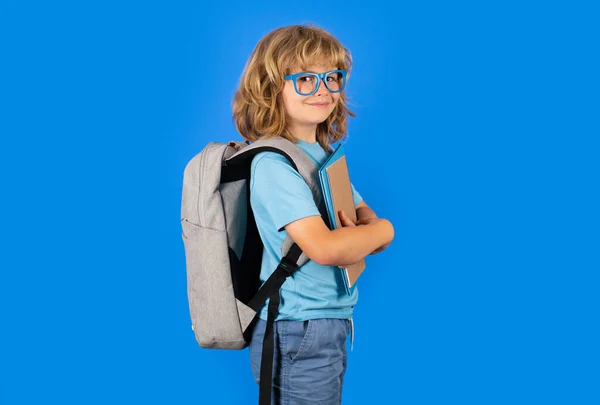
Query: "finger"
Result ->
[[338, 210, 355, 227]]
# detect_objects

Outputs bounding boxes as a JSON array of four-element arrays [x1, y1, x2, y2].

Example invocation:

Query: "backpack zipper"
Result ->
[[197, 142, 215, 227], [198, 146, 208, 227]]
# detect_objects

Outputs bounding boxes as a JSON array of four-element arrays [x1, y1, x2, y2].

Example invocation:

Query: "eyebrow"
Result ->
[[298, 68, 338, 74]]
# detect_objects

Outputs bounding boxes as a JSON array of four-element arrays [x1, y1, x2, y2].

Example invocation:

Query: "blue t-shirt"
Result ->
[[250, 139, 363, 321]]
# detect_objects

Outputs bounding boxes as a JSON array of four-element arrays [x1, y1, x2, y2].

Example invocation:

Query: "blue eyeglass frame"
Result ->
[[283, 69, 347, 96]]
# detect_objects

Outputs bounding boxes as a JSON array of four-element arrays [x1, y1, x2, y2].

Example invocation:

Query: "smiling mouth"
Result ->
[[307, 103, 330, 107]]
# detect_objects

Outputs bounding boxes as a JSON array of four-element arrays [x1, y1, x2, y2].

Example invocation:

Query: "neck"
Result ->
[[289, 124, 318, 144]]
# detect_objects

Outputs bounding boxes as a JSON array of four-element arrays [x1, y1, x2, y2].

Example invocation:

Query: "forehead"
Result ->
[[290, 64, 338, 74]]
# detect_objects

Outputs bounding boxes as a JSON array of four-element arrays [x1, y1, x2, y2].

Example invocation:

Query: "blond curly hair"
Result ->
[[232, 24, 355, 152]]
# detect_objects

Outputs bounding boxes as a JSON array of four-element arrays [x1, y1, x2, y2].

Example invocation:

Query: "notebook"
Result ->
[[318, 144, 366, 295]]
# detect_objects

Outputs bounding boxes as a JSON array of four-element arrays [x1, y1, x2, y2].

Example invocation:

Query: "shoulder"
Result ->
[[250, 150, 306, 195], [251, 151, 295, 173]]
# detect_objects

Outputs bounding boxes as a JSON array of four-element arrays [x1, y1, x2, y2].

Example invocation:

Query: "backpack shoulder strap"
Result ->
[[225, 137, 328, 264], [225, 137, 325, 217], [229, 138, 333, 405]]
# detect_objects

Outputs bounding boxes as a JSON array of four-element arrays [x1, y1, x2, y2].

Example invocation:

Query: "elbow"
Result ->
[[311, 251, 336, 267], [307, 241, 339, 266], [283, 218, 339, 266]]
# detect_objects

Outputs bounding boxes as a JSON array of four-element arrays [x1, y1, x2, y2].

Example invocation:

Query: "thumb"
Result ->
[[338, 210, 355, 227]]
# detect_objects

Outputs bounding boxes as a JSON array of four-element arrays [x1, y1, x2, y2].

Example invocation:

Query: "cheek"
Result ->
[[328, 96, 341, 113], [282, 86, 300, 114], [283, 96, 306, 118]]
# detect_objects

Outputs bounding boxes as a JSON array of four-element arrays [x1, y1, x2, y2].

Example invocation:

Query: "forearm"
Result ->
[[325, 220, 393, 265]]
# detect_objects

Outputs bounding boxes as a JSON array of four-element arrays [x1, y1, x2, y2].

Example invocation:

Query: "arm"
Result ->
[[285, 214, 394, 267], [251, 154, 392, 266], [355, 201, 392, 255]]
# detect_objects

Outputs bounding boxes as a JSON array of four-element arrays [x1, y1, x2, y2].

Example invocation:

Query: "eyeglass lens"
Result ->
[[295, 72, 344, 95]]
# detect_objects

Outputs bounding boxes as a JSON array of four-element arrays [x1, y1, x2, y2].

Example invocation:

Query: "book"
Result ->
[[318, 144, 366, 295]]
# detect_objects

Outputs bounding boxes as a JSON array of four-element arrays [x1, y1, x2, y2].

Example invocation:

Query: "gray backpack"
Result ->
[[180, 137, 327, 405]]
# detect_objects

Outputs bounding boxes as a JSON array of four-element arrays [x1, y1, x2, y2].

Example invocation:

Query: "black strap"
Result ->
[[253, 243, 302, 405], [259, 290, 280, 405], [247, 246, 301, 311]]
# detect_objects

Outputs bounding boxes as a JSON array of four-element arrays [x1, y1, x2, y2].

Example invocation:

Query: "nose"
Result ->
[[315, 77, 332, 96]]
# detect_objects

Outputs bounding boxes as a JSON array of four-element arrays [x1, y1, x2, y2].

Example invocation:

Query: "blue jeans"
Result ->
[[249, 318, 351, 405]]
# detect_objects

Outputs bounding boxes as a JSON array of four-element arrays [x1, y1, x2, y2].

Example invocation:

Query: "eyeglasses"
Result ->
[[284, 69, 347, 96]]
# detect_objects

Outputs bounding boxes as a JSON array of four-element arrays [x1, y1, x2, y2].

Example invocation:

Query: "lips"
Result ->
[[307, 102, 330, 107]]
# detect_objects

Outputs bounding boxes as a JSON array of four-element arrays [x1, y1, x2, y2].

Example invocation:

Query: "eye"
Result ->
[[326, 72, 341, 82], [298, 75, 315, 82]]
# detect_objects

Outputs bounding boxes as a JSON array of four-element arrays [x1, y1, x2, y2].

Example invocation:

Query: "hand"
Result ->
[[338, 210, 356, 228], [356, 216, 379, 226], [182, 232, 187, 241]]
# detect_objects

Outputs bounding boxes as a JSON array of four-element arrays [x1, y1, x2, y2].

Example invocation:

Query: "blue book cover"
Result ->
[[318, 143, 356, 295]]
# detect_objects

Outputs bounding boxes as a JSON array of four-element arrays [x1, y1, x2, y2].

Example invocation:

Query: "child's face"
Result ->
[[282, 64, 341, 133]]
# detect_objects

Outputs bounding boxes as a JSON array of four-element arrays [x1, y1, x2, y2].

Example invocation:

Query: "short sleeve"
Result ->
[[351, 183, 363, 206], [250, 152, 322, 232]]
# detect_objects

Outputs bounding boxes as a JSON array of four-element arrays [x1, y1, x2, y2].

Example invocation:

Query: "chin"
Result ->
[[305, 118, 329, 126], [309, 112, 334, 123]]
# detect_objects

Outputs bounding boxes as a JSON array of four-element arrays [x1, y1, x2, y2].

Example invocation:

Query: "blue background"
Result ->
[[1, 0, 598, 404]]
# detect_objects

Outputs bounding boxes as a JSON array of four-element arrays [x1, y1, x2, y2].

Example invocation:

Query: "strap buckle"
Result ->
[[277, 257, 298, 276]]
